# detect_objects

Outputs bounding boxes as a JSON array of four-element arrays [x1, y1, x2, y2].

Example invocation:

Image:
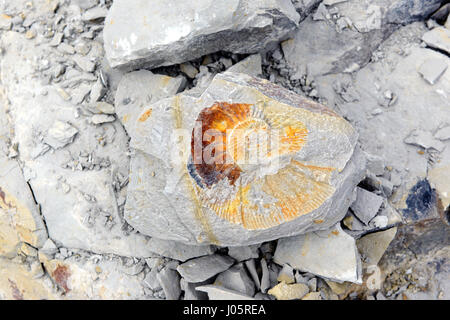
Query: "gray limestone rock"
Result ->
[[157, 267, 181, 300], [180, 278, 210, 300], [313, 23, 450, 212], [44, 120, 78, 149], [227, 245, 260, 261], [177, 254, 234, 283], [356, 227, 397, 267], [147, 237, 215, 262], [103, 0, 300, 69], [274, 224, 362, 283], [0, 31, 156, 257], [422, 27, 450, 55], [245, 259, 261, 290], [114, 70, 186, 137], [350, 187, 384, 224], [282, 15, 392, 78], [121, 72, 365, 246], [404, 129, 446, 152], [214, 263, 256, 296], [196, 285, 255, 300], [418, 58, 448, 85], [227, 54, 263, 77]]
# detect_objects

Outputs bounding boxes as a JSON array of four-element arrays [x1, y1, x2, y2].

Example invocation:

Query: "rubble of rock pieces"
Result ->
[[0, 0, 449, 301]]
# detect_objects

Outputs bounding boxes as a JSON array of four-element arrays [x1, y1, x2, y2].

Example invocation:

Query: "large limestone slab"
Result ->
[[122, 71, 365, 246], [0, 31, 156, 257], [104, 0, 300, 70]]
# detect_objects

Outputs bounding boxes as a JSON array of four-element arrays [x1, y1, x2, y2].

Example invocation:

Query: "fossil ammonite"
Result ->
[[123, 72, 364, 246], [187, 101, 336, 230]]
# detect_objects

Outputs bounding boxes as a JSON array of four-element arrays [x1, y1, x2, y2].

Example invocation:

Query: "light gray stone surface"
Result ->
[[114, 70, 186, 137], [121, 71, 365, 246], [274, 224, 362, 283], [157, 267, 181, 300], [418, 58, 448, 85], [104, 0, 300, 69], [356, 227, 397, 267], [227, 54, 263, 77], [422, 27, 450, 55], [282, 15, 391, 78], [313, 23, 450, 212], [350, 187, 384, 224], [214, 263, 256, 296], [227, 245, 260, 262], [0, 31, 157, 258], [196, 284, 255, 300], [177, 254, 234, 283]]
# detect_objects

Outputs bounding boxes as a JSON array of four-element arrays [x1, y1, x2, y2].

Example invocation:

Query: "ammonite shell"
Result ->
[[187, 101, 335, 230], [123, 72, 364, 246]]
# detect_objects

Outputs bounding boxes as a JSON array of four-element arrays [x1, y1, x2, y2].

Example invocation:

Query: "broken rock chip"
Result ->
[[176, 254, 234, 283], [122, 72, 365, 246], [214, 263, 256, 297], [104, 0, 300, 69], [274, 224, 361, 283], [350, 187, 383, 224], [196, 284, 255, 300], [422, 27, 450, 55], [267, 281, 309, 300], [44, 120, 78, 149], [356, 227, 397, 267]]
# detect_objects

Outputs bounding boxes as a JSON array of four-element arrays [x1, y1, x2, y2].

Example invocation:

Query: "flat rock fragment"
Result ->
[[422, 27, 450, 55], [267, 281, 309, 300], [214, 264, 256, 296], [91, 114, 115, 124], [227, 54, 262, 77], [196, 285, 255, 300], [274, 224, 361, 283], [176, 254, 234, 283], [44, 121, 78, 149], [404, 129, 445, 152], [114, 70, 185, 137], [104, 0, 300, 69], [157, 267, 181, 300], [350, 187, 383, 224], [356, 227, 397, 267], [121, 72, 365, 246], [277, 264, 295, 284]]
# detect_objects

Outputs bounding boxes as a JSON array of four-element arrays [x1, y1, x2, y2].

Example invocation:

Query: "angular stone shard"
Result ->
[[177, 254, 234, 283], [422, 27, 450, 55], [214, 263, 256, 296], [196, 285, 255, 300], [114, 70, 186, 137], [122, 72, 365, 246], [274, 224, 361, 283], [350, 187, 384, 224], [104, 0, 300, 69], [267, 281, 309, 300]]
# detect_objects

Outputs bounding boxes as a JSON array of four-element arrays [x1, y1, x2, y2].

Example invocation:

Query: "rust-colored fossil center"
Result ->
[[189, 102, 308, 189]]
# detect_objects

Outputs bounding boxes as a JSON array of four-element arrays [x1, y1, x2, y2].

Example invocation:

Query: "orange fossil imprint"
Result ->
[[188, 101, 335, 230]]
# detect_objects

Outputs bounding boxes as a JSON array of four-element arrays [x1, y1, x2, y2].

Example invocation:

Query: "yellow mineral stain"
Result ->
[[138, 108, 152, 122]]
